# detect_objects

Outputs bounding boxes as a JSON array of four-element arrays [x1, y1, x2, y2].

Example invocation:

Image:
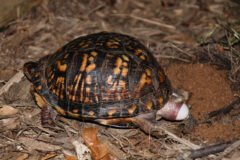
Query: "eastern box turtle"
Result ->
[[23, 32, 189, 133]]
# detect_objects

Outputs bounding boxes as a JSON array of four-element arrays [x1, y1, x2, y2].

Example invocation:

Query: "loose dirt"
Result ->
[[164, 62, 240, 143]]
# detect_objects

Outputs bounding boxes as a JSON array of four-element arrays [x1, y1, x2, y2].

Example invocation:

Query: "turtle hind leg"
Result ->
[[132, 113, 179, 138], [95, 118, 137, 129]]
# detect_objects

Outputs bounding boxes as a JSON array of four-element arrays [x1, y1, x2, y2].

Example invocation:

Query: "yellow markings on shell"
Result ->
[[137, 73, 146, 91], [113, 68, 121, 75], [146, 101, 153, 110], [80, 81, 85, 102], [80, 54, 88, 71], [158, 97, 163, 105], [116, 57, 122, 66], [106, 42, 112, 47], [88, 56, 94, 61], [72, 74, 82, 102], [135, 50, 141, 55], [56, 76, 64, 84], [73, 109, 78, 113], [79, 41, 85, 46], [86, 87, 91, 94], [85, 97, 90, 103], [64, 53, 69, 59], [122, 62, 128, 67], [108, 109, 117, 117], [86, 63, 96, 73], [107, 75, 113, 85], [158, 70, 165, 83], [117, 93, 121, 101], [122, 55, 129, 61], [114, 37, 121, 42], [106, 54, 114, 58], [36, 85, 42, 90], [119, 80, 126, 89], [85, 87, 91, 103], [57, 61, 67, 72], [52, 88, 56, 94], [111, 82, 118, 91], [139, 55, 146, 60], [145, 69, 151, 76], [67, 111, 80, 118], [121, 68, 128, 77], [68, 85, 74, 100], [89, 111, 95, 116], [91, 51, 98, 56], [146, 77, 151, 84], [107, 41, 119, 48], [55, 106, 66, 116], [94, 85, 99, 102], [128, 105, 136, 115], [56, 84, 61, 97], [60, 81, 65, 100], [113, 57, 122, 75], [60, 90, 64, 99], [81, 43, 89, 48], [48, 74, 55, 83], [86, 75, 92, 84], [136, 73, 152, 91], [35, 72, 40, 77], [33, 92, 47, 108]]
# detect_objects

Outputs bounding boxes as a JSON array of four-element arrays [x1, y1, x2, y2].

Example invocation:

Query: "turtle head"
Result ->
[[157, 89, 189, 121], [23, 62, 39, 82]]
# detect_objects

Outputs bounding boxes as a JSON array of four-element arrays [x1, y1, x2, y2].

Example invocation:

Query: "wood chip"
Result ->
[[0, 117, 20, 130], [18, 137, 61, 152], [0, 105, 19, 118], [72, 139, 92, 160], [0, 71, 24, 96]]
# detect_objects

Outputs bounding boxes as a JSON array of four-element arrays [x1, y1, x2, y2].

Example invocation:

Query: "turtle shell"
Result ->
[[24, 32, 172, 120]]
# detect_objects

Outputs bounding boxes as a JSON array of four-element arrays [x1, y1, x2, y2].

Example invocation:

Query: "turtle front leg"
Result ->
[[132, 113, 179, 138], [31, 86, 56, 128], [41, 105, 56, 128]]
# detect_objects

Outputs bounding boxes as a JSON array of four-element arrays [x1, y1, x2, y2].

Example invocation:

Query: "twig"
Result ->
[[170, 43, 195, 58], [0, 71, 24, 96], [208, 98, 240, 118], [163, 129, 201, 150], [218, 139, 240, 159], [189, 141, 232, 159], [113, 14, 176, 31], [154, 55, 191, 63]]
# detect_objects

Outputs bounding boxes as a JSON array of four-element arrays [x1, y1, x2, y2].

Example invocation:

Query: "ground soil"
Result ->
[[164, 62, 240, 143]]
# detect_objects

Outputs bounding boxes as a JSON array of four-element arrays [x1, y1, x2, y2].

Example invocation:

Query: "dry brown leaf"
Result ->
[[0, 117, 20, 130], [64, 154, 79, 160], [0, 105, 19, 118], [82, 128, 115, 160], [18, 137, 61, 152]]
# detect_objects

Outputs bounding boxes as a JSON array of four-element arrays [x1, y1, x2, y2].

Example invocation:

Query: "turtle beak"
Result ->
[[156, 89, 189, 121]]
